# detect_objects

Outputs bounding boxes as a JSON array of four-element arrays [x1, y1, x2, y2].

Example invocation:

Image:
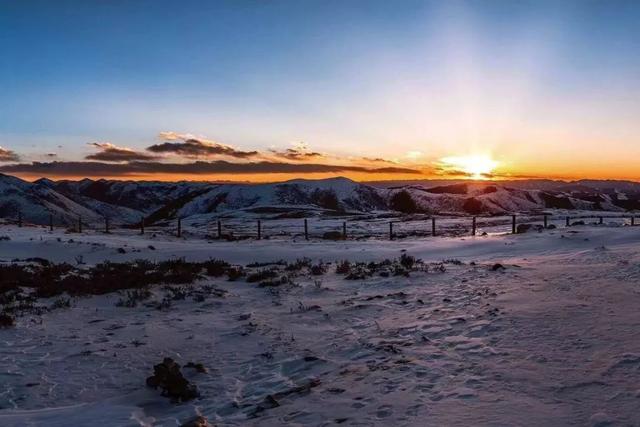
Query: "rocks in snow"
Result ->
[[491, 263, 505, 271], [185, 361, 208, 373], [146, 357, 199, 401], [589, 412, 613, 427]]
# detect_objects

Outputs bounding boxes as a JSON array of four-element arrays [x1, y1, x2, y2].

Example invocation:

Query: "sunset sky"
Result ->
[[1, 0, 639, 182]]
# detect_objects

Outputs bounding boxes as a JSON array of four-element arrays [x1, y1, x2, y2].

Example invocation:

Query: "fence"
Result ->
[[1, 211, 638, 241]]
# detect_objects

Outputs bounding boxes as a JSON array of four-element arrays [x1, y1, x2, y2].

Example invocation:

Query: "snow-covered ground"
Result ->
[[2, 223, 640, 426]]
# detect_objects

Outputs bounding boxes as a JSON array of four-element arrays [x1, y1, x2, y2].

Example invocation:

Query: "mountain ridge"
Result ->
[[2, 173, 640, 226]]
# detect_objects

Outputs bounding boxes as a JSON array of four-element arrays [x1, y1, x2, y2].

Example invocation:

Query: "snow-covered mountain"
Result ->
[[174, 177, 386, 218], [1, 173, 639, 226], [383, 182, 639, 215], [0, 173, 141, 226]]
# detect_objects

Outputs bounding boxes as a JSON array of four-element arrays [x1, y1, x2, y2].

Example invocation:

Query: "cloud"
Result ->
[[432, 165, 540, 180], [405, 151, 424, 160], [86, 142, 159, 162], [148, 132, 259, 159], [360, 157, 397, 164], [0, 160, 423, 177], [268, 142, 325, 161], [0, 147, 20, 162]]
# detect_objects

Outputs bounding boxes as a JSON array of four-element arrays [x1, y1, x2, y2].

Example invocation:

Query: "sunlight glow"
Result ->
[[439, 154, 500, 179]]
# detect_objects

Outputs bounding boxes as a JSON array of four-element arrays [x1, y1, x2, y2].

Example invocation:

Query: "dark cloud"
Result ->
[[0, 160, 423, 177], [434, 168, 472, 177], [0, 147, 20, 162], [148, 132, 258, 159], [86, 142, 159, 162], [481, 172, 542, 179], [433, 166, 540, 180], [361, 157, 396, 164], [270, 148, 324, 161], [368, 166, 424, 174]]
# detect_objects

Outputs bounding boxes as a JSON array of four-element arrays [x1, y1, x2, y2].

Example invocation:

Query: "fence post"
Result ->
[[78, 216, 82, 233], [217, 220, 222, 238], [177, 217, 182, 237], [18, 211, 22, 228], [257, 220, 261, 240], [512, 215, 516, 234], [543, 214, 548, 228], [304, 219, 308, 240], [389, 221, 394, 240], [632, 216, 636, 227], [566, 216, 570, 227], [472, 217, 476, 236], [431, 217, 436, 236], [49, 213, 53, 232], [105, 217, 110, 233], [599, 216, 603, 225], [342, 221, 347, 239], [140, 217, 145, 235]]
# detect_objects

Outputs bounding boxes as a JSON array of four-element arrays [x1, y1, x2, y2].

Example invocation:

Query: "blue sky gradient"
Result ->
[[1, 0, 639, 179]]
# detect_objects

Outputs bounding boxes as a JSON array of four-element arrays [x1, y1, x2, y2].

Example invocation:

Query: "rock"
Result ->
[[547, 224, 557, 229], [572, 220, 586, 226], [262, 395, 281, 409], [589, 412, 613, 427], [180, 415, 214, 427], [146, 357, 199, 401], [491, 263, 505, 271], [185, 362, 208, 373], [249, 395, 280, 417]]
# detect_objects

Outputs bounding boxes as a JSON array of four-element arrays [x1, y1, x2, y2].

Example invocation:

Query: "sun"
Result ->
[[439, 154, 500, 179]]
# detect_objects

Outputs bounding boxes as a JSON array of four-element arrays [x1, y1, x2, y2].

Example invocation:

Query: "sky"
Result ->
[[1, 0, 639, 182]]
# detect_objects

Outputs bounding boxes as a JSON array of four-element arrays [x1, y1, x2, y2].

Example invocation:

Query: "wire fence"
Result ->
[[1, 211, 638, 241]]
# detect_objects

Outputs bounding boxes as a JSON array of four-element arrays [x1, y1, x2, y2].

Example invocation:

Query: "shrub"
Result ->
[[322, 231, 344, 240], [258, 276, 289, 287], [0, 312, 15, 328], [50, 297, 71, 309], [344, 265, 370, 280], [310, 263, 327, 275], [116, 289, 152, 307], [335, 260, 351, 274], [227, 267, 244, 281], [392, 265, 409, 277], [462, 197, 484, 215], [399, 254, 416, 269], [247, 269, 279, 283], [311, 189, 341, 211], [285, 258, 312, 271], [390, 190, 418, 214], [202, 259, 230, 277], [156, 259, 203, 284]]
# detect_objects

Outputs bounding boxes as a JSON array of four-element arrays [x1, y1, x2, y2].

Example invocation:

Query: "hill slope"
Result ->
[[2, 174, 640, 226]]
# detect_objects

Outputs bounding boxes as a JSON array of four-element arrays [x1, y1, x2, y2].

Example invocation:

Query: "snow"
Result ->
[[4, 174, 638, 229], [2, 223, 640, 425]]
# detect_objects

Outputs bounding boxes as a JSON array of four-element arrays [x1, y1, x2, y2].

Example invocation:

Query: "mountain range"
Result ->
[[1, 173, 639, 226]]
